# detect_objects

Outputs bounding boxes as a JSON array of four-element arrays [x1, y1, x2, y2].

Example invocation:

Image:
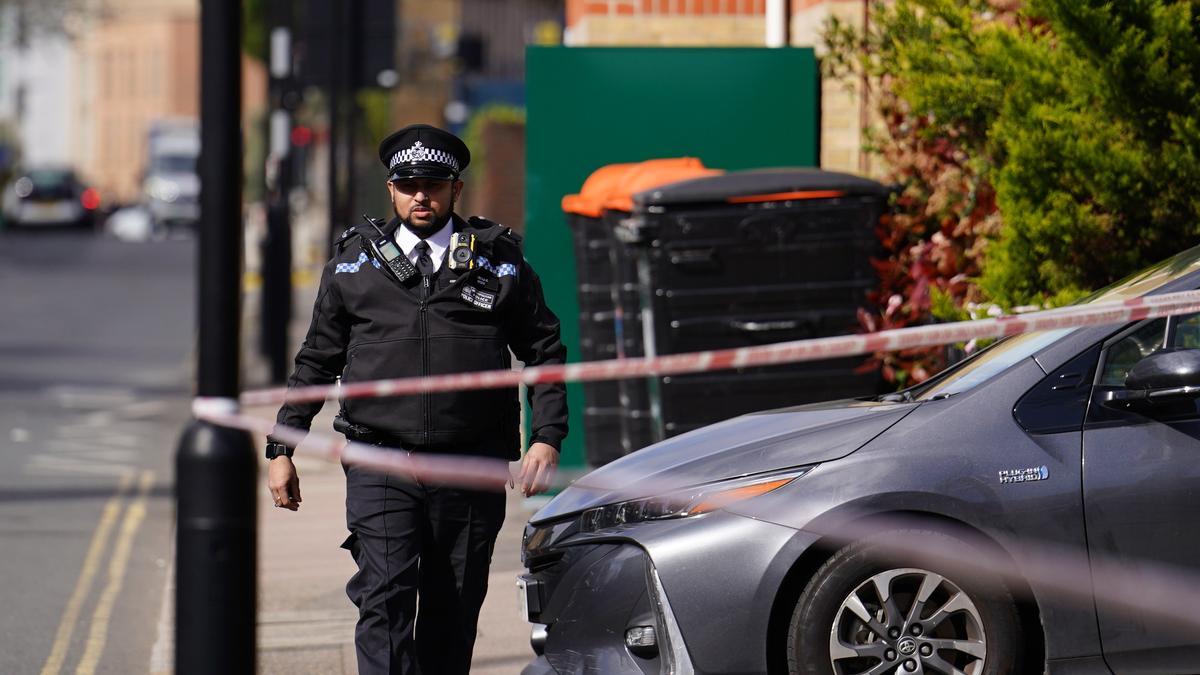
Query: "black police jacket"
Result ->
[[273, 214, 568, 460]]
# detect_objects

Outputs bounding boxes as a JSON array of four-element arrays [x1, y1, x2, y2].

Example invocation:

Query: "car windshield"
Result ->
[[901, 244, 1200, 401], [150, 155, 196, 173], [26, 170, 73, 187]]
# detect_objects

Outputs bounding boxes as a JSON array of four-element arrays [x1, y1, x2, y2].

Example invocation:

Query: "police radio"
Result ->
[[363, 215, 417, 283], [448, 232, 476, 271]]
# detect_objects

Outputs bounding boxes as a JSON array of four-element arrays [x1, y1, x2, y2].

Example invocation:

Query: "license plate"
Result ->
[[33, 203, 59, 217]]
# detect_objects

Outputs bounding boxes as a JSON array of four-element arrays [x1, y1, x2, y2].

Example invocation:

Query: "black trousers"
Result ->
[[342, 461, 506, 675]]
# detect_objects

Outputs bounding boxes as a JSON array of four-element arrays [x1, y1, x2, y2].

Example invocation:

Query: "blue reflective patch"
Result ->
[[335, 252, 380, 274], [476, 255, 517, 278]]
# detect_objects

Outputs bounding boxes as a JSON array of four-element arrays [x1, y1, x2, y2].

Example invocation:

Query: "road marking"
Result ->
[[115, 400, 169, 419], [147, 541, 175, 675], [45, 386, 136, 409], [39, 472, 135, 675], [74, 470, 154, 675], [24, 454, 135, 477]]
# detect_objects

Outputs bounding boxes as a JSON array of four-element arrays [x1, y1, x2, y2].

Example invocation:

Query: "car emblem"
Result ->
[[998, 465, 1049, 484], [897, 637, 918, 655]]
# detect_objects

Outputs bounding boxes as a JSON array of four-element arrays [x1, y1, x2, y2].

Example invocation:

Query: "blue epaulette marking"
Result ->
[[335, 252, 381, 274], [476, 255, 518, 278]]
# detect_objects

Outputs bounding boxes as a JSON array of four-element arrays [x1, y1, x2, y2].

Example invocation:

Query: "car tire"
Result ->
[[787, 529, 1025, 675]]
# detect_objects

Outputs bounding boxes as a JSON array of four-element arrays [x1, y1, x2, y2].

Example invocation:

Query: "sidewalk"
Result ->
[[251, 415, 539, 673], [243, 232, 539, 672]]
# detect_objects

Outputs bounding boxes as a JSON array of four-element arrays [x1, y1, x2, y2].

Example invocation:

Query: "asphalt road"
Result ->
[[0, 228, 194, 674]]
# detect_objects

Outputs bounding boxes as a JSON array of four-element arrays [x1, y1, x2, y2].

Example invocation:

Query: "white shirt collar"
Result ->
[[394, 219, 453, 273]]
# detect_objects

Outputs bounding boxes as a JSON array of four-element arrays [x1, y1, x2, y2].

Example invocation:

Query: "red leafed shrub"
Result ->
[[856, 89, 1001, 386]]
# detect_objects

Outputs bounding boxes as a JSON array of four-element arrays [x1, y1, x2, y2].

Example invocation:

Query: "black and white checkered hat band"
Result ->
[[389, 141, 460, 174]]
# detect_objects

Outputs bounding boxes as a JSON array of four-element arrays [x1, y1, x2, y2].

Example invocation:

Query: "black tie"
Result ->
[[414, 240, 434, 277]]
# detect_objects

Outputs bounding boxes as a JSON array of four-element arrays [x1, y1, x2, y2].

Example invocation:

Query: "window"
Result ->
[[1099, 312, 1200, 386]]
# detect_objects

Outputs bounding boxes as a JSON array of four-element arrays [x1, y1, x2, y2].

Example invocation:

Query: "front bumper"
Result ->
[[520, 510, 816, 674], [13, 200, 85, 225]]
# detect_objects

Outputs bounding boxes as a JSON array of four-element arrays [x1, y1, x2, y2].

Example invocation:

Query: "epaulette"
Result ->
[[467, 216, 523, 248], [334, 224, 365, 253], [501, 227, 523, 246]]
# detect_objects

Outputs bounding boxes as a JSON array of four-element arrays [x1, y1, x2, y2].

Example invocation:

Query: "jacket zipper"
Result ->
[[421, 275, 430, 446]]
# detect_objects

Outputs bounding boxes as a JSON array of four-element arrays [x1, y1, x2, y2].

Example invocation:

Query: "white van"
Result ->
[[143, 119, 200, 229]]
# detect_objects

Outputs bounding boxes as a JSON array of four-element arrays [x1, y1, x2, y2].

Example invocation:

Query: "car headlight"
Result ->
[[145, 177, 180, 203], [580, 466, 813, 533]]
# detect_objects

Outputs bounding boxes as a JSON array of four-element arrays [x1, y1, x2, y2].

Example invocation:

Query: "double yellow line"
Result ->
[[41, 470, 155, 675]]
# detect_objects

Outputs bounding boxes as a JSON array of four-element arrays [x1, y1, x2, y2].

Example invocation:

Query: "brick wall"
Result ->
[[568, 15, 767, 45], [462, 119, 525, 233], [78, 14, 200, 202], [792, 0, 877, 176]]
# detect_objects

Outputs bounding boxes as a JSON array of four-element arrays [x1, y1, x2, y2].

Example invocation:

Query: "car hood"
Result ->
[[530, 399, 919, 524]]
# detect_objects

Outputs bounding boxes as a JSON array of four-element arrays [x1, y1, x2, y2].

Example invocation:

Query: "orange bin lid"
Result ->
[[561, 158, 722, 217]]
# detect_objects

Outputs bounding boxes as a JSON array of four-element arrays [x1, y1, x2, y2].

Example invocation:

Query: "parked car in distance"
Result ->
[[520, 245, 1200, 675], [1, 167, 99, 229]]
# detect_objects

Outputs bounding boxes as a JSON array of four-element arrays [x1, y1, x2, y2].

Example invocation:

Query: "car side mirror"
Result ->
[[1103, 349, 1200, 408]]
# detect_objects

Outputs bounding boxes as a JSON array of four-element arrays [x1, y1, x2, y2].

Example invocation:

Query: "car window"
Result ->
[[151, 155, 196, 173], [27, 170, 73, 187], [1100, 320, 1167, 386], [915, 328, 1075, 400], [891, 244, 1200, 402], [1171, 313, 1200, 349], [1099, 312, 1200, 386]]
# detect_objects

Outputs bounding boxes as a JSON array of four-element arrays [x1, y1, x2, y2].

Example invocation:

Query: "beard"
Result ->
[[395, 198, 455, 236]]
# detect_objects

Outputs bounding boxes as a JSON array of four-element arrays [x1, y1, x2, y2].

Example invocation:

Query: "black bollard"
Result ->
[[175, 420, 256, 673], [176, 0, 251, 671]]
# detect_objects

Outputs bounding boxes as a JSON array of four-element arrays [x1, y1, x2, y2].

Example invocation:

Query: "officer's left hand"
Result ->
[[514, 442, 558, 497]]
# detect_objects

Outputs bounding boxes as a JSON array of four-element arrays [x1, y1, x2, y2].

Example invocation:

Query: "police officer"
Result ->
[[264, 124, 567, 675]]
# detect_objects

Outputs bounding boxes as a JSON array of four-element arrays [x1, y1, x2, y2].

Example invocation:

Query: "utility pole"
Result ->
[[326, 1, 348, 245], [261, 0, 296, 383], [298, 0, 392, 245], [326, 0, 367, 245], [174, 0, 256, 672]]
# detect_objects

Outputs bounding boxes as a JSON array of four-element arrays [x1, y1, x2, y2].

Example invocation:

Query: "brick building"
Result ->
[[71, 0, 266, 204]]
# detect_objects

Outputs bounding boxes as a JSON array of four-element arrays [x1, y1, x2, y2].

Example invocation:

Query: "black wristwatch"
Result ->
[[265, 442, 294, 460]]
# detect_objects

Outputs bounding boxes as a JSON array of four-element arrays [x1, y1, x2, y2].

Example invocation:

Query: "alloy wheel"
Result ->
[[828, 567, 987, 675]]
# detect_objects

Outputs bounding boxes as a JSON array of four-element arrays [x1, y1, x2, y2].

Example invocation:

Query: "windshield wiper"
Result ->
[[878, 391, 915, 403]]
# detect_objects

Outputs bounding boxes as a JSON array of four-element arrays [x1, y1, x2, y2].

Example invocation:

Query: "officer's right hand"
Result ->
[[268, 456, 302, 511]]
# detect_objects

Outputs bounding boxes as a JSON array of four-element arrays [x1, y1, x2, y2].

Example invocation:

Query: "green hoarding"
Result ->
[[525, 46, 819, 469]]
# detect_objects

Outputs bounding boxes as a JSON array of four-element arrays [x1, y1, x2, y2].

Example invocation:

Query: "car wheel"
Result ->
[[787, 529, 1024, 675]]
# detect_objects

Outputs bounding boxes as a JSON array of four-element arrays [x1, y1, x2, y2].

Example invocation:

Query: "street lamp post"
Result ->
[[174, 0, 256, 673], [261, 1, 296, 384]]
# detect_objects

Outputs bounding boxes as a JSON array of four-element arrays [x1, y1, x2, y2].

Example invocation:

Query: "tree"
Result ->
[[826, 0, 1200, 383], [983, 0, 1200, 306]]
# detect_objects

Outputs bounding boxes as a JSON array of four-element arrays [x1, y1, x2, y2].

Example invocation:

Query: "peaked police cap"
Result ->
[[378, 124, 471, 180]]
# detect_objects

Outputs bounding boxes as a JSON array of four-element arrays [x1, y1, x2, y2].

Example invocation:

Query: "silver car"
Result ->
[[520, 246, 1200, 674]]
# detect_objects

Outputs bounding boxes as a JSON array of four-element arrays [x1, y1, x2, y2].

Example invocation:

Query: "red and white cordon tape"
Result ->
[[187, 288, 1200, 493], [237, 288, 1200, 409], [196, 290, 1200, 633], [192, 398, 515, 491]]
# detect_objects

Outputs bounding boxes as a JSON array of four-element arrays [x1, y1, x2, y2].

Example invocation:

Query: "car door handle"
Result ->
[[668, 248, 718, 270], [729, 319, 800, 332]]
